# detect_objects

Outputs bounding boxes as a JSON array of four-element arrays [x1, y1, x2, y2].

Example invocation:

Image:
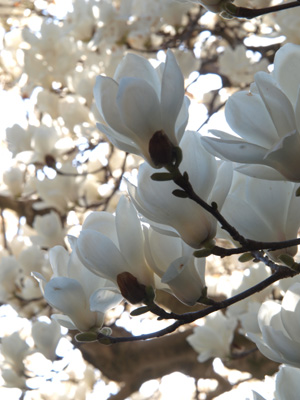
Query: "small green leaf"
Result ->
[[145, 285, 156, 302], [151, 172, 173, 181], [75, 331, 98, 343], [193, 248, 212, 258], [98, 336, 113, 345], [173, 146, 183, 168], [279, 254, 296, 268], [130, 306, 150, 316], [296, 186, 300, 197], [172, 189, 188, 198], [238, 253, 254, 263]]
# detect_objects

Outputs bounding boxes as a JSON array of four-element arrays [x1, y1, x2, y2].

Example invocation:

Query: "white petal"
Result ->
[[255, 72, 296, 139], [76, 229, 128, 283], [226, 89, 279, 147], [161, 256, 205, 306], [161, 50, 184, 142], [49, 246, 69, 277], [273, 43, 300, 105], [90, 287, 122, 313], [93, 76, 133, 138], [201, 137, 267, 163], [235, 164, 286, 180], [114, 53, 161, 97], [117, 77, 161, 141], [264, 131, 300, 181]]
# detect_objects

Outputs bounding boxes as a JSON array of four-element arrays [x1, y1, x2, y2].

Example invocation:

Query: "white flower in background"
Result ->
[[76, 196, 154, 301], [275, 365, 300, 400], [31, 319, 61, 361], [33, 245, 122, 332], [247, 282, 300, 368], [1, 332, 30, 374], [6, 124, 32, 157], [93, 49, 189, 167], [31, 211, 65, 248], [202, 43, 300, 182], [219, 45, 269, 86], [3, 166, 24, 197], [145, 228, 206, 306], [128, 131, 233, 248], [187, 311, 237, 362], [220, 172, 300, 259], [22, 20, 79, 88], [0, 256, 19, 302], [274, 7, 300, 45]]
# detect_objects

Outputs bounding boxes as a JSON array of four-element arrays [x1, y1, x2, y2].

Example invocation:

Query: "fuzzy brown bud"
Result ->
[[148, 130, 175, 168], [117, 272, 147, 304]]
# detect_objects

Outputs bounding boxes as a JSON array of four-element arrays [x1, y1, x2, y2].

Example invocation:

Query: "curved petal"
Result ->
[[161, 50, 184, 142], [114, 53, 161, 97], [76, 229, 129, 283], [93, 76, 134, 138], [117, 77, 161, 142], [273, 43, 300, 106], [49, 246, 69, 277], [161, 256, 205, 306], [234, 164, 286, 180], [226, 89, 279, 146], [255, 72, 296, 139], [82, 211, 118, 243], [201, 137, 267, 164], [90, 287, 122, 313], [264, 131, 300, 182]]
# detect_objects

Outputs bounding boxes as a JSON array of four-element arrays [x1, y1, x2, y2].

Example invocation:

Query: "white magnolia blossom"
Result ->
[[128, 131, 233, 248], [76, 196, 154, 290], [31, 319, 61, 361], [275, 365, 300, 400], [145, 228, 206, 306], [93, 49, 189, 167], [248, 282, 300, 368], [31, 211, 65, 248], [202, 43, 300, 182], [1, 332, 30, 374], [33, 245, 122, 332], [220, 172, 300, 259], [186, 311, 237, 362]]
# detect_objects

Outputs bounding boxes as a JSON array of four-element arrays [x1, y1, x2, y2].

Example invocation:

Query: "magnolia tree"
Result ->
[[2, 0, 300, 399]]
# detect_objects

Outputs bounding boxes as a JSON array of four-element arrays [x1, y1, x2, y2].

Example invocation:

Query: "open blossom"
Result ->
[[76, 196, 154, 295], [247, 282, 300, 368], [33, 245, 122, 332], [187, 311, 237, 362], [127, 131, 233, 248], [220, 172, 300, 259], [202, 44, 300, 182], [93, 49, 189, 167], [145, 228, 206, 306]]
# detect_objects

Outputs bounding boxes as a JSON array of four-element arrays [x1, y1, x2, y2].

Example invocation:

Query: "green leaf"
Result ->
[[130, 306, 150, 316], [172, 189, 188, 198], [238, 253, 254, 263], [296, 186, 300, 197], [151, 172, 173, 181], [193, 248, 212, 258], [75, 331, 98, 343]]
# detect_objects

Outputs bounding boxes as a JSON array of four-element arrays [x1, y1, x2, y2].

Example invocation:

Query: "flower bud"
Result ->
[[149, 130, 176, 168], [117, 272, 147, 304]]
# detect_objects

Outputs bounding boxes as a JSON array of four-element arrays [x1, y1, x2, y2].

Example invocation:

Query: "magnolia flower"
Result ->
[[247, 282, 300, 368], [145, 228, 206, 306], [127, 131, 233, 248], [202, 43, 300, 182], [1, 332, 30, 374], [93, 49, 189, 167], [33, 245, 122, 332], [186, 311, 237, 362], [275, 365, 300, 400], [220, 172, 300, 259], [31, 319, 61, 361], [76, 196, 154, 301]]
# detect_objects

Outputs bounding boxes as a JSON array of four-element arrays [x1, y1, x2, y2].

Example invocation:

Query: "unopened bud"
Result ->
[[149, 130, 175, 168], [117, 272, 147, 304]]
